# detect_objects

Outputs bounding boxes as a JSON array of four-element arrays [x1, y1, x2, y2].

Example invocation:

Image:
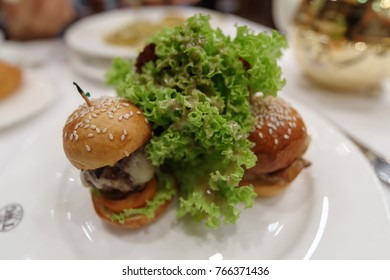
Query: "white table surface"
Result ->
[[0, 12, 389, 243]]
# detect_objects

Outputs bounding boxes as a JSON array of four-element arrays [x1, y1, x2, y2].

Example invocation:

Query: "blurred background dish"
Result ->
[[272, 0, 390, 159], [64, 6, 232, 59], [64, 6, 233, 82], [0, 60, 22, 100], [0, 68, 56, 130], [289, 0, 390, 91], [272, 0, 301, 33]]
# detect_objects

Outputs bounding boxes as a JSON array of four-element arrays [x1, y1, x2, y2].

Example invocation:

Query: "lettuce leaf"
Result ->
[[107, 14, 287, 228]]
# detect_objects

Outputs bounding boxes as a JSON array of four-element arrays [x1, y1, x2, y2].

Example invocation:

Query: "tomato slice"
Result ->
[[98, 177, 157, 213]]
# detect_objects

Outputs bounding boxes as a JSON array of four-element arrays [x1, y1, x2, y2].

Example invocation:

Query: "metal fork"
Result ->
[[319, 112, 390, 186], [344, 133, 390, 186]]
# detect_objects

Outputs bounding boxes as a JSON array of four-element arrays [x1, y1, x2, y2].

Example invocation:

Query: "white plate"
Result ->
[[69, 52, 111, 83], [0, 69, 56, 130], [1, 100, 390, 259], [64, 6, 238, 60]]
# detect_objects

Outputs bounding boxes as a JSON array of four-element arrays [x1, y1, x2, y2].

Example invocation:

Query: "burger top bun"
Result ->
[[248, 96, 310, 174], [63, 96, 151, 170]]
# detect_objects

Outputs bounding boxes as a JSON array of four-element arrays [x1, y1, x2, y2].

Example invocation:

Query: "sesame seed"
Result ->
[[102, 128, 108, 134], [85, 119, 90, 124], [64, 132, 67, 138], [91, 124, 96, 129], [122, 103, 129, 107], [85, 145, 91, 152], [124, 150, 130, 157], [121, 135, 126, 141], [124, 114, 129, 119], [108, 114, 114, 119], [136, 111, 141, 115], [119, 115, 123, 121], [100, 108, 107, 112], [284, 134, 290, 139], [258, 132, 263, 138], [144, 118, 149, 123], [268, 128, 273, 135], [69, 133, 73, 141], [123, 129, 127, 136], [75, 135, 79, 141], [109, 133, 114, 141], [84, 124, 90, 129], [88, 133, 94, 138], [274, 138, 279, 145], [96, 128, 101, 134], [92, 113, 98, 118], [129, 111, 134, 116]]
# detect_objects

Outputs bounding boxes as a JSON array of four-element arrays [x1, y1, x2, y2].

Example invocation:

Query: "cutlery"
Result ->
[[340, 130, 390, 186]]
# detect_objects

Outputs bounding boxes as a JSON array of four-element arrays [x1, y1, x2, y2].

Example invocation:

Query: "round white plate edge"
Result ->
[[0, 70, 56, 130]]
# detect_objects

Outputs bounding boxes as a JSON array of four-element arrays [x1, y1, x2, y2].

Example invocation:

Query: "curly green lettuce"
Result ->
[[107, 14, 287, 228]]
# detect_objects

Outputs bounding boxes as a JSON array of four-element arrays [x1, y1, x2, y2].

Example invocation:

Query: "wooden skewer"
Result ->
[[73, 82, 93, 107]]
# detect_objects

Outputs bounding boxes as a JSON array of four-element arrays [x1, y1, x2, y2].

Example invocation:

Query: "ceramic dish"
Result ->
[[64, 6, 235, 60], [0, 69, 55, 130], [1, 99, 389, 259]]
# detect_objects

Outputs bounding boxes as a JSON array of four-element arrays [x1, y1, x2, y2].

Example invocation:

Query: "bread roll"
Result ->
[[241, 96, 311, 196], [63, 96, 151, 170], [0, 60, 22, 100]]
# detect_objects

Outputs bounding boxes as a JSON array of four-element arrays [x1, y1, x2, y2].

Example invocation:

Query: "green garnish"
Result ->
[[107, 14, 287, 228]]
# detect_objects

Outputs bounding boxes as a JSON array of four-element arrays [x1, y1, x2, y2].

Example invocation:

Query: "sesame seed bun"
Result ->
[[62, 96, 151, 170], [0, 60, 22, 100], [241, 96, 310, 196]]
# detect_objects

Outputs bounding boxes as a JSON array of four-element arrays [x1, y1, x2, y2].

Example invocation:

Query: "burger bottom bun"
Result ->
[[240, 179, 290, 197], [240, 157, 311, 197], [91, 192, 172, 229]]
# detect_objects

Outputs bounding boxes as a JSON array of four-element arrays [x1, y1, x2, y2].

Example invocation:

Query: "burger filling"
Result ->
[[81, 148, 155, 199], [243, 157, 311, 186]]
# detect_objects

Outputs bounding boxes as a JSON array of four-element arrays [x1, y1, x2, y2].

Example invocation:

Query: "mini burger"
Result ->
[[240, 96, 311, 196], [62, 84, 174, 228]]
